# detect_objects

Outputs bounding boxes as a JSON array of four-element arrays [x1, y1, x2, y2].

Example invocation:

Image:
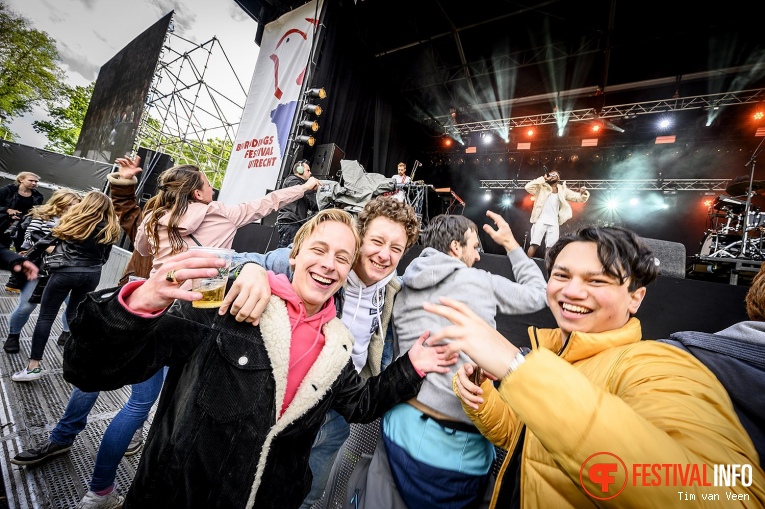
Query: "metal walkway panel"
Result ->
[[0, 270, 152, 508]]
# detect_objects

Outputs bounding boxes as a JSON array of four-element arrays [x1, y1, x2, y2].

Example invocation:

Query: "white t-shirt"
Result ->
[[539, 192, 560, 225], [343, 270, 396, 372], [392, 174, 411, 202]]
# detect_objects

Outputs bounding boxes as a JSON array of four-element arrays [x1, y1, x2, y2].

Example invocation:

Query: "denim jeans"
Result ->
[[300, 409, 350, 508], [90, 367, 167, 491], [29, 270, 99, 360], [8, 278, 70, 335]]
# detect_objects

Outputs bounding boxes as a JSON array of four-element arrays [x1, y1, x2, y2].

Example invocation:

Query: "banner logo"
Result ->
[[580, 452, 628, 500]]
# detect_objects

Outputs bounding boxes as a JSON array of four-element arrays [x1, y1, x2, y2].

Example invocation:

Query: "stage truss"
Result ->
[[480, 179, 729, 192], [133, 27, 248, 188]]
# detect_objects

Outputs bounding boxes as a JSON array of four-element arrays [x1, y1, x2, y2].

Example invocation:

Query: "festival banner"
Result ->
[[218, 0, 322, 204]]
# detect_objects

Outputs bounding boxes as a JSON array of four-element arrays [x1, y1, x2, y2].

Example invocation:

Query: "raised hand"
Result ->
[[423, 297, 521, 379], [302, 176, 320, 192], [483, 210, 520, 251], [115, 155, 143, 181]]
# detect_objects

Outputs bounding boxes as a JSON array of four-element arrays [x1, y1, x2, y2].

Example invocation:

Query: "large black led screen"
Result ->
[[73, 11, 172, 164]]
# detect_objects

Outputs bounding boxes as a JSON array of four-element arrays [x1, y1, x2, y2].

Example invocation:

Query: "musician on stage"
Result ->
[[392, 162, 411, 203], [524, 170, 589, 258]]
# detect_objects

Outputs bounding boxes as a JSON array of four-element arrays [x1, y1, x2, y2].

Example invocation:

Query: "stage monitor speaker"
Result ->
[[135, 147, 175, 206], [261, 189, 278, 227], [312, 143, 344, 180]]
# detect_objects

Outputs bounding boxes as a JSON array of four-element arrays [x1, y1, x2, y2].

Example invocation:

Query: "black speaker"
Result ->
[[312, 143, 345, 180], [135, 147, 174, 206], [261, 189, 278, 227]]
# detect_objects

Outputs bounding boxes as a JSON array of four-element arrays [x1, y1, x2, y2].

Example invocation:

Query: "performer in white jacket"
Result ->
[[524, 170, 589, 257]]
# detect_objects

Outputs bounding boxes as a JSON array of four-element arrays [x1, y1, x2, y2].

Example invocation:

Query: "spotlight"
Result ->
[[305, 88, 327, 99], [526, 128, 535, 137], [302, 104, 322, 116], [295, 135, 315, 147], [444, 138, 453, 148], [298, 119, 319, 132], [483, 189, 492, 202]]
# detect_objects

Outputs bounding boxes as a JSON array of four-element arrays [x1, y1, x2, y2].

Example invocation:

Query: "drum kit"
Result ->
[[699, 180, 765, 259]]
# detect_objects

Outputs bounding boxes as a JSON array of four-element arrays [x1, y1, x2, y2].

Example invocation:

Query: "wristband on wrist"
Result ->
[[502, 347, 531, 379]]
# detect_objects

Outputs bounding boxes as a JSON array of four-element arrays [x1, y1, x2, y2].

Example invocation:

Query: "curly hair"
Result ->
[[29, 188, 81, 221], [52, 191, 120, 244], [545, 226, 658, 292], [357, 196, 419, 249], [745, 264, 765, 321], [422, 214, 478, 255], [142, 165, 207, 255]]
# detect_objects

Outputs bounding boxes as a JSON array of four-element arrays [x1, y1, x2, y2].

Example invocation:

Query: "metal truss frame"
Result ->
[[449, 88, 765, 136], [134, 28, 247, 186], [480, 178, 730, 192]]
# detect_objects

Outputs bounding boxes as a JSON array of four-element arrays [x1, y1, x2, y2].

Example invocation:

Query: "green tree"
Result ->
[[136, 116, 233, 187], [32, 82, 94, 154], [0, 3, 65, 139]]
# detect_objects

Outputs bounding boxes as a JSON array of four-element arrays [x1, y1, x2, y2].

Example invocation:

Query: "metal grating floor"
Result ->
[[0, 271, 153, 508]]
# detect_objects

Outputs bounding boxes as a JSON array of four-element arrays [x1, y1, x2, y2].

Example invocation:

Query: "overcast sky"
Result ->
[[5, 0, 261, 148]]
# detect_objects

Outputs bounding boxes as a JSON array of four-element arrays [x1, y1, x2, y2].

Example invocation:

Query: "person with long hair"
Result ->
[[3, 188, 81, 354], [12, 191, 120, 382], [136, 164, 318, 274]]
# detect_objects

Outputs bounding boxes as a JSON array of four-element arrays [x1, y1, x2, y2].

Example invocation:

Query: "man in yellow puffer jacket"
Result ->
[[424, 226, 765, 508]]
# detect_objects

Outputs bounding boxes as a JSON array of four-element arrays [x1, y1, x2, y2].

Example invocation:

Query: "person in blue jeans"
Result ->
[[11, 191, 120, 382], [4, 187, 82, 354], [225, 196, 420, 507], [11, 368, 167, 508], [6, 278, 71, 347]]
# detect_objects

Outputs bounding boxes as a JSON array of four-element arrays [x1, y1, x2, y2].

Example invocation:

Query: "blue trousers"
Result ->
[[8, 278, 69, 335], [300, 409, 350, 508], [49, 368, 167, 491]]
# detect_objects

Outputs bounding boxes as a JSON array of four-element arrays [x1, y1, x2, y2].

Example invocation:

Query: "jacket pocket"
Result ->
[[196, 331, 274, 423]]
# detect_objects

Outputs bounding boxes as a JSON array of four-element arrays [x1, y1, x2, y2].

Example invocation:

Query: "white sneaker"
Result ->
[[11, 366, 42, 382], [77, 490, 125, 509]]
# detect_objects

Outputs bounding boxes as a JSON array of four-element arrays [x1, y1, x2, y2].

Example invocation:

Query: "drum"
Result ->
[[699, 232, 741, 257]]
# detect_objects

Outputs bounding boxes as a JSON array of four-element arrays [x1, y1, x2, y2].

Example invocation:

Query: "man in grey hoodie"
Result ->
[[374, 211, 548, 509]]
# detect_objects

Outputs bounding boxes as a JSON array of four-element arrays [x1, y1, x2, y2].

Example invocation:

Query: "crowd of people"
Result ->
[[0, 162, 762, 509]]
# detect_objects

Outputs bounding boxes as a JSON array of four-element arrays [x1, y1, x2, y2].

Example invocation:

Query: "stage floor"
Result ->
[[0, 270, 149, 508]]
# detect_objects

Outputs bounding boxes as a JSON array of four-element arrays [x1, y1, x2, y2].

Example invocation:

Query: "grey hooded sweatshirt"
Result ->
[[393, 246, 548, 423]]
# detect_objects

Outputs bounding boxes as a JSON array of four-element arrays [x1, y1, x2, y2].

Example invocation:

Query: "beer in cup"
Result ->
[[188, 246, 234, 308]]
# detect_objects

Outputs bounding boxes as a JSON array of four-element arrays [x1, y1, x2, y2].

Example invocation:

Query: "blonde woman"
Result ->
[[0, 171, 44, 251], [12, 191, 120, 382], [3, 189, 81, 354]]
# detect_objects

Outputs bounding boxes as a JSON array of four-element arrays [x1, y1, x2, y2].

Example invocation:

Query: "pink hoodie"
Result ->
[[267, 272, 337, 417]]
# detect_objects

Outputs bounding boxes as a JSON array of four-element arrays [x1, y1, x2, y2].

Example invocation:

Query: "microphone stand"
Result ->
[[740, 136, 765, 259]]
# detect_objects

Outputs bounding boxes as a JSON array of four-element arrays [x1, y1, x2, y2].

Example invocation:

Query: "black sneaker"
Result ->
[[3, 334, 20, 354], [10, 441, 72, 466], [57, 331, 71, 346]]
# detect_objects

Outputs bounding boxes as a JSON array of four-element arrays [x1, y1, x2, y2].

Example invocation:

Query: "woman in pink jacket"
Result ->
[[136, 164, 318, 275]]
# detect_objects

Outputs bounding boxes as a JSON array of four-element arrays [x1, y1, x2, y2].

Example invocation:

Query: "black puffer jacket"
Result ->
[[63, 287, 423, 509]]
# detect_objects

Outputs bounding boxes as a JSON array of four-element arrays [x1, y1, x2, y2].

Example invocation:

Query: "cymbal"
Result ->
[[725, 179, 765, 196]]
